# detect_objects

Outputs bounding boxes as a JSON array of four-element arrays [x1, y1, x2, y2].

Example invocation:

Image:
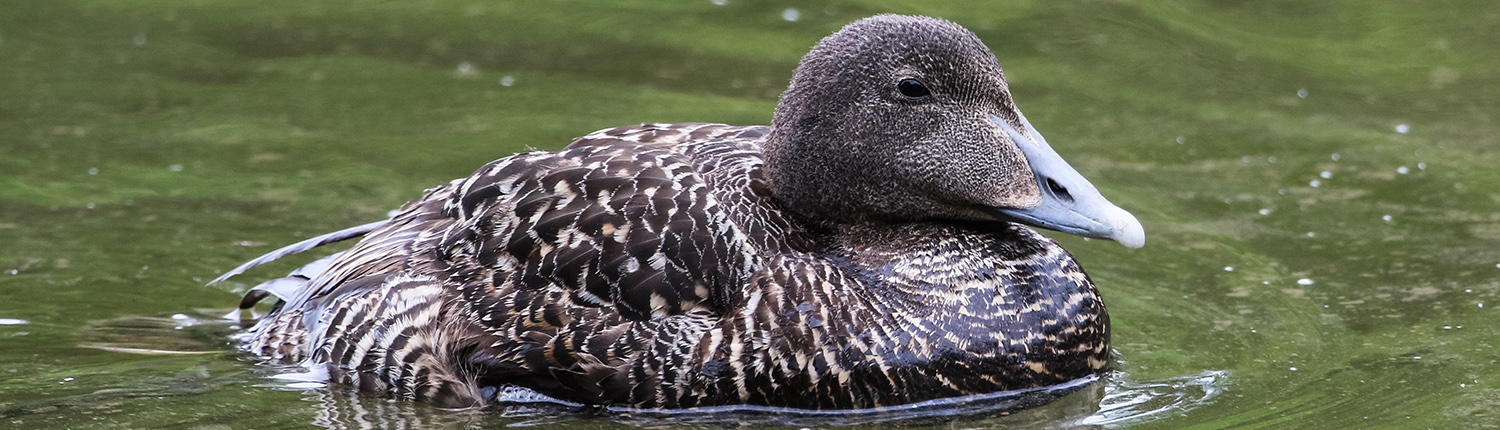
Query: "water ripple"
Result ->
[[464, 369, 1229, 427], [1077, 370, 1229, 426]]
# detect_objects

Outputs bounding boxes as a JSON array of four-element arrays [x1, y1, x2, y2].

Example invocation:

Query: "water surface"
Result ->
[[2, 1, 1498, 428]]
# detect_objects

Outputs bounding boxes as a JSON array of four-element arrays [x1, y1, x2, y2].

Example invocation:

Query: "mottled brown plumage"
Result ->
[[222, 15, 1143, 410]]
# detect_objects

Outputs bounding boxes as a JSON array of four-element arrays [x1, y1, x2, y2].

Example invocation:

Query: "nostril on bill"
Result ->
[[1045, 177, 1073, 203]]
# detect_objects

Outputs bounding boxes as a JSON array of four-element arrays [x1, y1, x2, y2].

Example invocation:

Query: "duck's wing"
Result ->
[[433, 125, 777, 321], [276, 124, 777, 323], [234, 123, 801, 407]]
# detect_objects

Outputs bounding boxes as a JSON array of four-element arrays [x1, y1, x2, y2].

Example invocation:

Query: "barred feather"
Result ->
[[227, 15, 1122, 411], [234, 124, 1108, 409]]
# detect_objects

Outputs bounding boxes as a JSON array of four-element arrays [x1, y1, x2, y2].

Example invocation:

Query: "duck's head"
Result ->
[[764, 14, 1144, 248]]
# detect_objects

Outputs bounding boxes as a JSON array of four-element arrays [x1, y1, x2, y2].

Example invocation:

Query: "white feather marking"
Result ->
[[613, 221, 632, 243]]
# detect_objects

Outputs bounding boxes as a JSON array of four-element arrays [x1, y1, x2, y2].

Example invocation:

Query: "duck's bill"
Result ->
[[986, 115, 1145, 249]]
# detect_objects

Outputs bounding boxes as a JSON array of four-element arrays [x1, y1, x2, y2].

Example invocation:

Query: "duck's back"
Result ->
[[243, 123, 803, 408]]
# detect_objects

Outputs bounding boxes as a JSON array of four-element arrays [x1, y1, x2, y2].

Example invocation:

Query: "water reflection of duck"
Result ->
[[216, 14, 1144, 410]]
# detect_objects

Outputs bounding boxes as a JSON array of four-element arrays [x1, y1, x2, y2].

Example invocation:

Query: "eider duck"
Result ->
[[216, 14, 1145, 410]]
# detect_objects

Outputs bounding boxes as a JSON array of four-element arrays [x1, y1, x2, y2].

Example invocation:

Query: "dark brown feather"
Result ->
[[235, 124, 1109, 409], [228, 15, 1122, 411]]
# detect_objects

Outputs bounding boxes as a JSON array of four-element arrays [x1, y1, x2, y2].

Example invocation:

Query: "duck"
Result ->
[[214, 14, 1144, 410]]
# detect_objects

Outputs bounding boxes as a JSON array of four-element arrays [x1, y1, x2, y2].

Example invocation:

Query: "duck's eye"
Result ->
[[897, 78, 931, 98]]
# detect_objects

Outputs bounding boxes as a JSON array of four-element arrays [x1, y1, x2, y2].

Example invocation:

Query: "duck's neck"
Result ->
[[762, 131, 862, 225]]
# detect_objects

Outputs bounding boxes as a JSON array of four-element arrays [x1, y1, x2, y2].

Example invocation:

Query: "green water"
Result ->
[[2, 1, 1497, 428]]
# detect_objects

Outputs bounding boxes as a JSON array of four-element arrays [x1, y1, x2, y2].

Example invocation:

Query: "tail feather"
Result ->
[[209, 220, 388, 286]]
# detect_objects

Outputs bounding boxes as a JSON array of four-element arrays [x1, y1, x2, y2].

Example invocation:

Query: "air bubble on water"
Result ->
[[1306, 232, 1316, 238], [1297, 278, 1314, 285], [1320, 171, 1332, 179], [1395, 123, 1410, 134], [1268, 156, 1277, 163], [1224, 266, 1234, 272], [1242, 156, 1251, 163], [1396, 166, 1410, 174], [500, 76, 515, 87], [1382, 215, 1392, 222], [456, 61, 475, 77], [1297, 89, 1308, 99], [171, 313, 191, 321], [711, 0, 727, 5], [1417, 162, 1426, 170], [86, 202, 95, 209], [1443, 326, 1453, 330], [1309, 180, 1321, 187], [1277, 189, 1286, 195], [1224, 198, 1232, 204], [1259, 209, 1271, 215], [781, 8, 801, 21], [1176, 136, 1185, 144], [88, 167, 98, 175], [168, 164, 183, 172], [1289, 367, 1298, 371], [1331, 153, 1340, 161]]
